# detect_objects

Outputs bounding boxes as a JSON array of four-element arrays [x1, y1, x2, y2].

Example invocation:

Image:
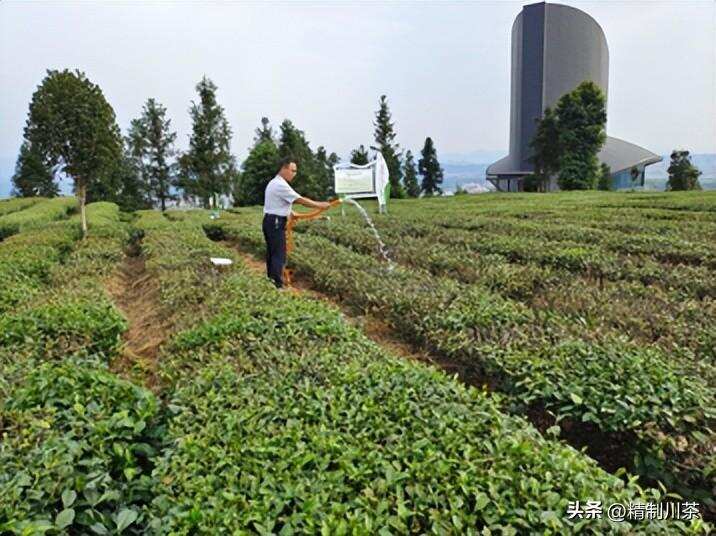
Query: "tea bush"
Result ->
[[0, 197, 76, 240], [0, 202, 161, 534], [140, 214, 700, 533], [215, 205, 715, 515]]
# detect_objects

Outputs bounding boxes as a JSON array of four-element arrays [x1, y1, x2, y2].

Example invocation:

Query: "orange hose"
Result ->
[[283, 198, 342, 287]]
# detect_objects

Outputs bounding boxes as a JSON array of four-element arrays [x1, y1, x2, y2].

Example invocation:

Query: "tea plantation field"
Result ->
[[0, 192, 713, 534]]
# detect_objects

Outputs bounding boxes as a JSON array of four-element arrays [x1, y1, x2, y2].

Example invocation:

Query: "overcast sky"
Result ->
[[1, 0, 715, 183]]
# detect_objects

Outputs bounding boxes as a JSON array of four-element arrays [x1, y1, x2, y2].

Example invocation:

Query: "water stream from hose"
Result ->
[[343, 197, 395, 271]]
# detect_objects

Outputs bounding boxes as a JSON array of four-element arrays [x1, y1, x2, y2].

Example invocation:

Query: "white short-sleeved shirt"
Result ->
[[263, 175, 301, 216]]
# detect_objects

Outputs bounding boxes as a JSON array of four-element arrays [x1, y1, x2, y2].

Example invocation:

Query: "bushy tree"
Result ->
[[81, 140, 151, 211], [235, 117, 339, 206], [528, 81, 607, 191], [178, 77, 236, 208], [350, 145, 370, 165], [418, 137, 444, 196], [278, 119, 330, 200], [402, 149, 420, 198], [315, 145, 339, 198], [109, 148, 152, 211], [554, 81, 607, 190], [666, 150, 702, 191], [234, 138, 280, 206], [254, 116, 274, 144], [629, 166, 642, 188], [371, 95, 405, 198], [127, 98, 177, 211], [11, 142, 58, 197], [597, 162, 612, 191], [24, 69, 122, 237], [527, 107, 560, 192]]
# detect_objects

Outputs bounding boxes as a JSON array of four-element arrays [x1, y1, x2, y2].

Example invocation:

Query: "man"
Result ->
[[263, 157, 330, 288]]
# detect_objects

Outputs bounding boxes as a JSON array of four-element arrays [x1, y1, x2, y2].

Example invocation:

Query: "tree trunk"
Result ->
[[78, 180, 87, 239]]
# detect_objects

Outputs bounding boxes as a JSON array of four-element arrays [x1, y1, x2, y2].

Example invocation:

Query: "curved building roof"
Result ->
[[487, 136, 662, 177], [598, 136, 662, 174]]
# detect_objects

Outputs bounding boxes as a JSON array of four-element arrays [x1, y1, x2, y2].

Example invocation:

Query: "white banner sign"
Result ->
[[333, 151, 390, 213], [334, 168, 374, 194]]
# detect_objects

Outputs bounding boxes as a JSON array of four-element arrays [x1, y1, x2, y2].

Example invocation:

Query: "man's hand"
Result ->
[[317, 201, 331, 210]]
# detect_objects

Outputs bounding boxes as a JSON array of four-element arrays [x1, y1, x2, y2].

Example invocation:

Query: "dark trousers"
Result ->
[[262, 213, 287, 288]]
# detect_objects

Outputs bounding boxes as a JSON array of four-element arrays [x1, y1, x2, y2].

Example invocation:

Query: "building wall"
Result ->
[[518, 3, 546, 170], [612, 165, 645, 190], [508, 13, 524, 164], [542, 4, 609, 111]]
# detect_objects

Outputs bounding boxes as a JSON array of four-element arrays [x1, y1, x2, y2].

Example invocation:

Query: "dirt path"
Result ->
[[104, 245, 167, 392]]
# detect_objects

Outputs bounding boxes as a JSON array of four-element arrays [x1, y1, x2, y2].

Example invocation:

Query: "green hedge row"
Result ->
[[0, 355, 161, 535], [0, 197, 40, 218], [299, 218, 716, 374], [0, 202, 126, 316], [139, 211, 705, 533], [403, 213, 716, 267], [0, 222, 78, 314], [0, 203, 160, 535], [376, 218, 715, 298], [214, 214, 715, 512], [133, 210, 237, 334], [0, 197, 76, 240], [299, 219, 559, 300]]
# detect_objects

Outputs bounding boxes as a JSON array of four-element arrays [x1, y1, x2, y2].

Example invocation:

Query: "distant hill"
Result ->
[[441, 163, 492, 192], [3, 152, 715, 198]]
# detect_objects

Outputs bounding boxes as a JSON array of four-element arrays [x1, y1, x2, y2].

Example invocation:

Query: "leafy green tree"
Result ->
[[82, 139, 151, 211], [418, 137, 444, 196], [278, 119, 329, 200], [84, 158, 122, 204], [110, 148, 152, 211], [234, 139, 280, 206], [666, 150, 702, 191], [24, 69, 122, 237], [527, 107, 560, 192], [350, 145, 370, 165], [254, 117, 274, 144], [316, 146, 339, 197], [127, 98, 177, 211], [554, 81, 607, 190], [402, 149, 420, 198], [371, 95, 405, 198], [597, 162, 612, 191], [11, 142, 58, 197], [178, 77, 236, 208]]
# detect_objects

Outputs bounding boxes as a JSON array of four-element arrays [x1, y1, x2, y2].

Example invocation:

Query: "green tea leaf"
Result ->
[[116, 508, 138, 532], [61, 489, 77, 508], [55, 508, 75, 529]]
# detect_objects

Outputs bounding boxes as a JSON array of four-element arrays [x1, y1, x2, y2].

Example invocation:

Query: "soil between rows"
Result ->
[[104, 239, 167, 392]]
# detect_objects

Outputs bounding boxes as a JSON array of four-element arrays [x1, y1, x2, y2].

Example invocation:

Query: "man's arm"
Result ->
[[294, 197, 331, 210]]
